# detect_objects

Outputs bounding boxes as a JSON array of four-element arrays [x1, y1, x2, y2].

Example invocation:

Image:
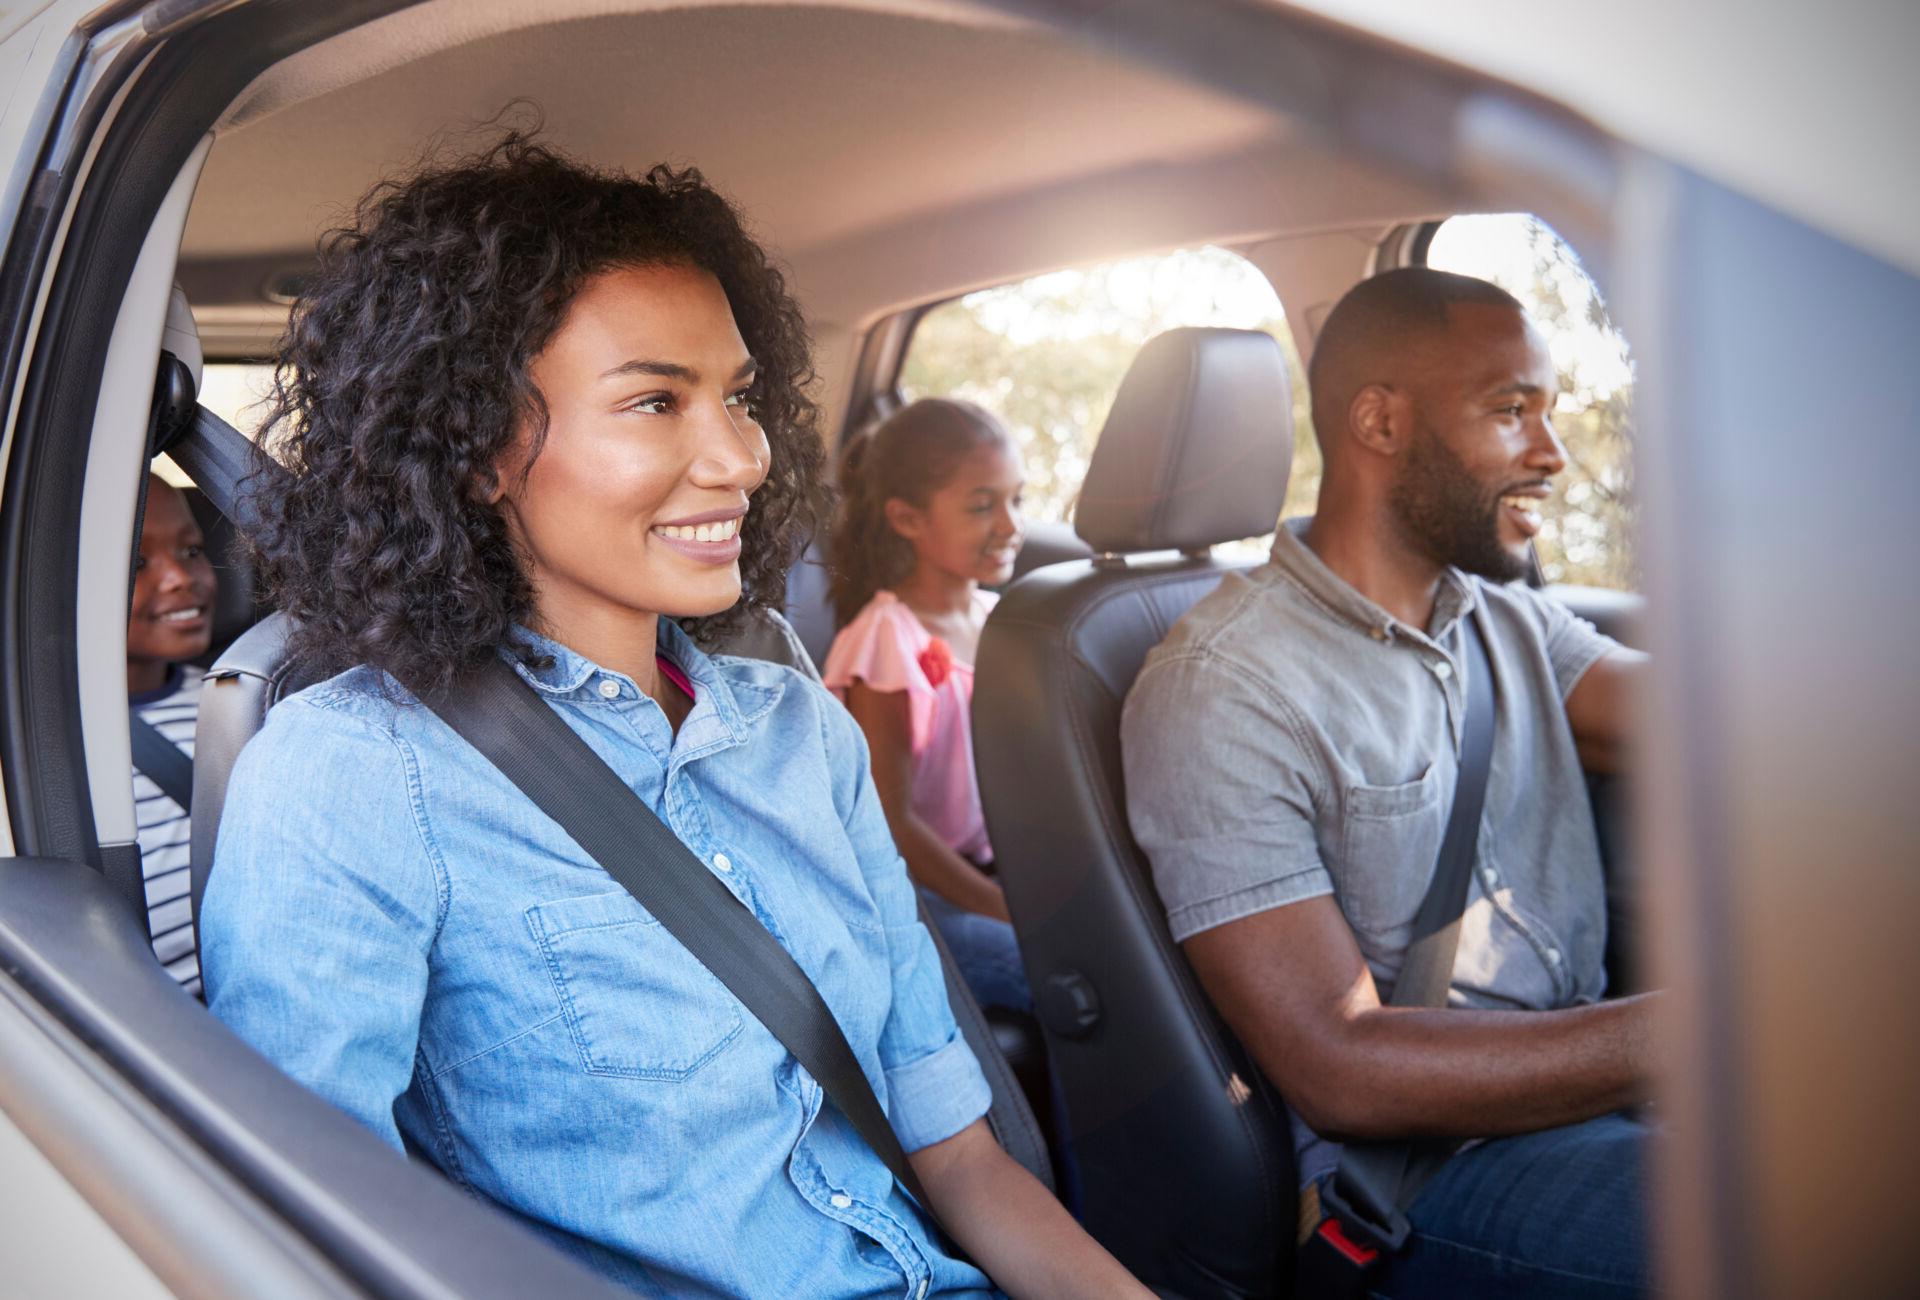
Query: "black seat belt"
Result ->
[[129, 710, 193, 811], [1300, 608, 1498, 1289], [427, 657, 943, 1222]]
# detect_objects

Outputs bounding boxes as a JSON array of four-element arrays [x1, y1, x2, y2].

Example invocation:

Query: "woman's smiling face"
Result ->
[[496, 262, 769, 640]]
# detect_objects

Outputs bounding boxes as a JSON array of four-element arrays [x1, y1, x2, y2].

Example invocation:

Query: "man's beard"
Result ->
[[1387, 427, 1530, 582]]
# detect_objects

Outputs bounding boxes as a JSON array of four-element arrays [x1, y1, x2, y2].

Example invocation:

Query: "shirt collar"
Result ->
[[1268, 517, 1477, 644], [501, 619, 784, 758]]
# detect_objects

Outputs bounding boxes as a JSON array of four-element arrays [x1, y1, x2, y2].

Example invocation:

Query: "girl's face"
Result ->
[[495, 262, 769, 637], [887, 440, 1026, 587]]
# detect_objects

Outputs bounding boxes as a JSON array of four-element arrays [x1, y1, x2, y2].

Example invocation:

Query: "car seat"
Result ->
[[974, 327, 1300, 1297]]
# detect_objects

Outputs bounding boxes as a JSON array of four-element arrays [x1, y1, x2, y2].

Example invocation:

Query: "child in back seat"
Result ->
[[824, 399, 1031, 1013], [127, 472, 217, 995]]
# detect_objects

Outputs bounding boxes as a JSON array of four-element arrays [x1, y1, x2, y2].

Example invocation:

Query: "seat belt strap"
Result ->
[[129, 709, 193, 812], [1312, 607, 1499, 1268], [426, 658, 940, 1219], [163, 404, 261, 534]]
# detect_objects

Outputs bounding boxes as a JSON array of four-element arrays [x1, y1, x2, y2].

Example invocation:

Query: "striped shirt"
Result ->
[[131, 666, 204, 996]]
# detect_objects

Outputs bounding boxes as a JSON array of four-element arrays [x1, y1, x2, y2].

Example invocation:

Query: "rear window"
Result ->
[[1424, 214, 1636, 590], [899, 246, 1317, 547]]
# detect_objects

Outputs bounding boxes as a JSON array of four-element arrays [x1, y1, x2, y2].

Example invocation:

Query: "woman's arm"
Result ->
[[911, 1120, 1151, 1299], [845, 680, 1009, 921]]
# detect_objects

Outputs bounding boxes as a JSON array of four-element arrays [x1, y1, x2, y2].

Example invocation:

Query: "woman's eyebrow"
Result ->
[[598, 357, 759, 382]]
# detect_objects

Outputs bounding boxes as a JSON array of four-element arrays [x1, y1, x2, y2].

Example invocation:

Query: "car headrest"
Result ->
[[1073, 327, 1293, 555], [161, 283, 203, 393]]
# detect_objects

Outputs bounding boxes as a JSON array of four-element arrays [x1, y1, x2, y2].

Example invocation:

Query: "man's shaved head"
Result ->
[[1308, 267, 1525, 458]]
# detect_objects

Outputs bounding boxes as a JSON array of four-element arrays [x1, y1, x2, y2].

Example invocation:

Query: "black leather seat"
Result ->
[[974, 327, 1300, 1297]]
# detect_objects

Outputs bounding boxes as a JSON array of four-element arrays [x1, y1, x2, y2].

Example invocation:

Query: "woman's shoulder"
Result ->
[[244, 664, 421, 763]]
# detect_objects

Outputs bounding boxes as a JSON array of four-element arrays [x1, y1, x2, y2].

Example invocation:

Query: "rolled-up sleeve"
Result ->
[[1123, 652, 1334, 943], [820, 696, 991, 1151], [1520, 587, 1623, 700], [201, 695, 445, 1152]]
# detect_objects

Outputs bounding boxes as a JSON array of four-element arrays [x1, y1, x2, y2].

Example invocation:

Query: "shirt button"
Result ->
[[713, 853, 733, 873], [1545, 947, 1562, 966], [1370, 625, 1389, 642], [1480, 865, 1498, 886], [830, 1192, 853, 1210], [1431, 660, 1454, 680], [597, 678, 621, 699]]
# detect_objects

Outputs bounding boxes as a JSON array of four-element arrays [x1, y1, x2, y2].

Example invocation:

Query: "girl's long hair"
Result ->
[[828, 397, 1010, 625]]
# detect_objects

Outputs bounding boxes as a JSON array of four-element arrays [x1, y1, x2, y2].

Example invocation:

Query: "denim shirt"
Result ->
[[202, 620, 994, 1298]]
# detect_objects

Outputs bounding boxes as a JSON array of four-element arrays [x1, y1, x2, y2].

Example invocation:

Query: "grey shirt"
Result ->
[[1121, 519, 1620, 1182]]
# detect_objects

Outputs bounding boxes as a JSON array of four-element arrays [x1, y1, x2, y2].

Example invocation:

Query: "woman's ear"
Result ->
[[882, 496, 924, 541]]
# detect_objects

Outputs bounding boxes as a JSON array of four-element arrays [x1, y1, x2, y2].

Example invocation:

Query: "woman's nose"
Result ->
[[690, 403, 769, 490]]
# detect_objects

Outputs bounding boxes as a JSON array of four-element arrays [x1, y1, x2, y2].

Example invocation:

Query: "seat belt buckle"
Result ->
[[1318, 1178, 1412, 1257]]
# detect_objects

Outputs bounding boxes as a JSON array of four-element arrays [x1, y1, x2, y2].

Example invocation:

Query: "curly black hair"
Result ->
[[247, 129, 827, 701]]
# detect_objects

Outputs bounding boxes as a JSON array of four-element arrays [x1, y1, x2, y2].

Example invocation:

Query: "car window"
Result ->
[[1424, 214, 1636, 590], [153, 361, 275, 487], [899, 246, 1317, 555]]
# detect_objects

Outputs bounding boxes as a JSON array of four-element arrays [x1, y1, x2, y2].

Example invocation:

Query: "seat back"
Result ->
[[974, 327, 1299, 1296]]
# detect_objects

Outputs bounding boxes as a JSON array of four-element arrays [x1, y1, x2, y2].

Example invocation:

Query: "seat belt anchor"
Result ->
[[1318, 1178, 1412, 1258]]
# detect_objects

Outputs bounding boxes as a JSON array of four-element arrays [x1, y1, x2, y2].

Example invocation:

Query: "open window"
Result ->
[[1420, 213, 1637, 593], [897, 245, 1317, 554]]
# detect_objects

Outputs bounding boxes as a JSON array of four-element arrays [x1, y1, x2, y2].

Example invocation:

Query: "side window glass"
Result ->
[[899, 246, 1316, 553], [156, 362, 275, 486], [1425, 214, 1636, 590]]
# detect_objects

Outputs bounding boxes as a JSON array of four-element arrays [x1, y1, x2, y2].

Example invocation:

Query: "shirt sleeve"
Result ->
[[200, 694, 444, 1153], [821, 599, 938, 755], [1514, 585, 1624, 700], [819, 692, 991, 1152], [1122, 651, 1334, 943]]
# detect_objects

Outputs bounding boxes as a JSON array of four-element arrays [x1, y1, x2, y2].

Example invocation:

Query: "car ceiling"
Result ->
[[178, 0, 1453, 356]]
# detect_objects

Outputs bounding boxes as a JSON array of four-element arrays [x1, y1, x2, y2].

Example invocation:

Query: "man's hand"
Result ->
[[1565, 648, 1646, 775], [1183, 896, 1658, 1140]]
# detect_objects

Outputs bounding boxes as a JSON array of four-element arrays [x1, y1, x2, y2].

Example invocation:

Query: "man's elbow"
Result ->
[[1272, 1032, 1405, 1142]]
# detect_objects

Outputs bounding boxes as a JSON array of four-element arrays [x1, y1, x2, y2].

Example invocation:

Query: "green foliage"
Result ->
[[898, 228, 1636, 590]]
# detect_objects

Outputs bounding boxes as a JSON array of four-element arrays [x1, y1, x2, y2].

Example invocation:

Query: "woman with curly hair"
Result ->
[[200, 133, 1145, 1299]]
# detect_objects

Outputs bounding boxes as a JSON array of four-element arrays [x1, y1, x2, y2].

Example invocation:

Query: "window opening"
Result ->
[[1424, 214, 1636, 590], [899, 246, 1316, 551]]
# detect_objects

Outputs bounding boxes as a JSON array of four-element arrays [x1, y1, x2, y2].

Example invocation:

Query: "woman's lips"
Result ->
[[651, 514, 744, 565], [151, 605, 209, 627]]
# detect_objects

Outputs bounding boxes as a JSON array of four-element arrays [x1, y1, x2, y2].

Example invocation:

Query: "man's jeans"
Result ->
[[1365, 1112, 1652, 1298]]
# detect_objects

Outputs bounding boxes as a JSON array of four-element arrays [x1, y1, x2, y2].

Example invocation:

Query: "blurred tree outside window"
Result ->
[[1426, 214, 1637, 590], [898, 246, 1316, 556]]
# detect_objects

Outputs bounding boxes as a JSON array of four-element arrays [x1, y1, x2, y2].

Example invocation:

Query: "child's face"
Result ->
[[890, 441, 1026, 587], [128, 480, 216, 672]]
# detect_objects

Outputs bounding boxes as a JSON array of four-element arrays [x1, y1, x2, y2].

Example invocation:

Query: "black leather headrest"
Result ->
[[1073, 327, 1293, 554]]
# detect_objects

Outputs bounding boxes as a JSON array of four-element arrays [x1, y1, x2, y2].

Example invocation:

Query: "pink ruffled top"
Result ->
[[822, 589, 998, 864]]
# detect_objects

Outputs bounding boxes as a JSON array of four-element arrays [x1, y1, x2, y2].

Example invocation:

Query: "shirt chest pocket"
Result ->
[[526, 890, 745, 1081], [1338, 763, 1449, 936]]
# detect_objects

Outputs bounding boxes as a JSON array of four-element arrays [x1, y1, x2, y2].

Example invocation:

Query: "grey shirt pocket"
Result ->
[[1338, 764, 1448, 936]]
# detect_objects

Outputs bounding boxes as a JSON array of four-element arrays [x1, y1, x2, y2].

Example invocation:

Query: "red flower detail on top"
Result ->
[[917, 638, 955, 688]]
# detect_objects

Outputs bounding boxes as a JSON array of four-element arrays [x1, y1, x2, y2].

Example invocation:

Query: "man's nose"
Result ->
[[1530, 413, 1569, 476]]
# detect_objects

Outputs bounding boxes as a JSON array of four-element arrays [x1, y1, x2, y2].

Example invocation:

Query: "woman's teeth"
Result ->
[[654, 518, 741, 543], [157, 607, 204, 623]]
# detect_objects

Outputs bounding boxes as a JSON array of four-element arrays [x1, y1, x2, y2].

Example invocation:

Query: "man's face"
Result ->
[[128, 480, 216, 670], [1388, 303, 1565, 582]]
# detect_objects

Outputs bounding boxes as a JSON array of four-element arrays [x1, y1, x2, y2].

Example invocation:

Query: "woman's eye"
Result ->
[[725, 389, 756, 416], [627, 394, 674, 416], [184, 545, 204, 559]]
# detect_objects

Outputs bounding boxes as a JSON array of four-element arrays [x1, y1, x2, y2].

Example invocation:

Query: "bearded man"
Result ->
[[1121, 267, 1654, 1298]]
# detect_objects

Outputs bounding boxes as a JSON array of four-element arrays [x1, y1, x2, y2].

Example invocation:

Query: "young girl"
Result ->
[[823, 399, 1030, 1013], [201, 134, 1144, 1299]]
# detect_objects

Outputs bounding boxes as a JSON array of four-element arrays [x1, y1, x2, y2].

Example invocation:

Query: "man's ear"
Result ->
[[1347, 383, 1409, 458], [882, 497, 924, 541]]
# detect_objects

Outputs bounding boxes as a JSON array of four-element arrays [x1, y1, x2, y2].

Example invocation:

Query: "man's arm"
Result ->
[[1564, 648, 1647, 775], [1183, 896, 1657, 1141]]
